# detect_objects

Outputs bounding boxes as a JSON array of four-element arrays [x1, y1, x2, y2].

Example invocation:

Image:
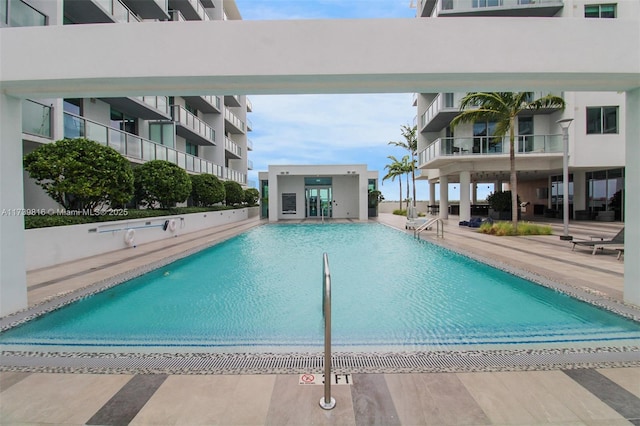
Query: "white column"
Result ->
[[429, 181, 436, 207], [572, 170, 587, 217], [472, 181, 478, 205], [439, 176, 449, 220], [460, 171, 471, 222], [624, 88, 640, 306], [358, 172, 368, 221], [268, 170, 279, 223], [0, 94, 28, 316]]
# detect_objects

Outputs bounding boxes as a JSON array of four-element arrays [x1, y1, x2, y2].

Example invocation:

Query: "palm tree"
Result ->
[[450, 92, 565, 228], [383, 155, 411, 211], [388, 125, 418, 207]]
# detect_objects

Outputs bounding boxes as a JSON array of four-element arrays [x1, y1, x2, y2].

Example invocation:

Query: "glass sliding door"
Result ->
[[305, 186, 332, 218]]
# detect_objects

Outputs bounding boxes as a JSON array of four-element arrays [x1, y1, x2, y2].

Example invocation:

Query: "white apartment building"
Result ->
[[414, 0, 635, 223], [2, 0, 253, 211]]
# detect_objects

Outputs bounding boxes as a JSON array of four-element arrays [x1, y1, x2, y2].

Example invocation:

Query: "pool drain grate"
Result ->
[[2, 348, 639, 374]]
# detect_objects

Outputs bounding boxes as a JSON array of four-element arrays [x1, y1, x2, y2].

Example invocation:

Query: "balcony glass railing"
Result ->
[[421, 92, 458, 128], [246, 118, 253, 131], [224, 109, 246, 132], [418, 135, 563, 166], [226, 168, 247, 185], [438, 0, 562, 13], [246, 97, 253, 112], [2, 0, 47, 27], [63, 112, 224, 177], [247, 139, 254, 151], [247, 159, 253, 170], [171, 105, 215, 143], [188, 0, 206, 20], [22, 100, 52, 138], [96, 0, 140, 22], [224, 136, 242, 157], [135, 96, 169, 115]]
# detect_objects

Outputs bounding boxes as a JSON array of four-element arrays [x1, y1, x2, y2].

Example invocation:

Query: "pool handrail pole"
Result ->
[[320, 253, 336, 410]]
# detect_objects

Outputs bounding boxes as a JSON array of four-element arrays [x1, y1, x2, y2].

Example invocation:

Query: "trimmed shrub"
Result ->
[[244, 188, 260, 206], [191, 174, 225, 207], [479, 221, 553, 236], [223, 180, 244, 206], [392, 209, 407, 216], [23, 138, 134, 212], [134, 160, 191, 209]]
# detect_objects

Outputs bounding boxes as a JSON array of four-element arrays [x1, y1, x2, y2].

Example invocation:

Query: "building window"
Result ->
[[585, 4, 616, 18], [473, 0, 503, 7], [586, 106, 618, 134], [186, 142, 198, 156], [63, 98, 82, 115], [110, 108, 136, 134], [149, 122, 175, 148], [518, 116, 534, 152], [473, 121, 499, 153]]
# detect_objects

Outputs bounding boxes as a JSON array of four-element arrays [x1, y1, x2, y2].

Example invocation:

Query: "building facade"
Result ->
[[3, 0, 253, 210], [258, 165, 378, 222], [414, 0, 635, 223]]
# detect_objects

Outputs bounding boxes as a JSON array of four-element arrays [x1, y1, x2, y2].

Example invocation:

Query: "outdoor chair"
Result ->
[[571, 227, 624, 255]]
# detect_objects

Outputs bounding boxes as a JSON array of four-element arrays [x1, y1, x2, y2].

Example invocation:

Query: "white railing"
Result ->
[[415, 217, 444, 239], [420, 92, 457, 129], [225, 168, 247, 185], [63, 112, 224, 177], [437, 0, 562, 14], [418, 134, 563, 167], [224, 109, 246, 132], [96, 0, 140, 22], [224, 136, 242, 157], [22, 100, 52, 138], [171, 105, 215, 143], [319, 253, 336, 410], [135, 96, 169, 115]]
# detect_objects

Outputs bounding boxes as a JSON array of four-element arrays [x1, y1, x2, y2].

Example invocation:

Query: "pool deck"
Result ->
[[2, 214, 639, 425]]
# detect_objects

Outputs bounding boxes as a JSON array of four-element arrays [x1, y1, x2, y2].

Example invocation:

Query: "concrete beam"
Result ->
[[1, 18, 638, 97]]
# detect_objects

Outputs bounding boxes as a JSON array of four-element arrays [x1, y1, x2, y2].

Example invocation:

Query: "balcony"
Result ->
[[247, 160, 253, 170], [64, 0, 141, 24], [246, 97, 253, 112], [98, 96, 171, 120], [420, 93, 460, 132], [225, 168, 247, 185], [22, 100, 52, 139], [416, 0, 438, 17], [246, 118, 253, 132], [437, 0, 563, 17], [247, 139, 254, 151], [224, 136, 242, 159], [224, 109, 246, 134], [225, 95, 242, 108], [420, 91, 564, 132], [121, 0, 169, 20], [182, 95, 221, 113], [63, 112, 224, 177], [168, 0, 207, 20], [2, 0, 47, 27], [418, 135, 562, 168], [171, 105, 215, 145]]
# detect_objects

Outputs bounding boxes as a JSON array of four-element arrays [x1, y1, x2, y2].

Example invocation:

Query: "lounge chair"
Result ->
[[571, 227, 624, 255]]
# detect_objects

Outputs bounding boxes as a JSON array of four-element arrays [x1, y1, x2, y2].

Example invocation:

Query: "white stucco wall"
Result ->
[[24, 208, 254, 270]]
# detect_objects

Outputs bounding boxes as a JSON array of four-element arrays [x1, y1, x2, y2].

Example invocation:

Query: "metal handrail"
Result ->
[[414, 217, 444, 239], [320, 253, 336, 410]]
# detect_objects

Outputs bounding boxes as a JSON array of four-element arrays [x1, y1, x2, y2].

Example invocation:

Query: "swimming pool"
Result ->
[[1, 223, 640, 354]]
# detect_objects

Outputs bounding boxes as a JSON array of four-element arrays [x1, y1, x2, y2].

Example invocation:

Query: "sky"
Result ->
[[233, 0, 434, 202]]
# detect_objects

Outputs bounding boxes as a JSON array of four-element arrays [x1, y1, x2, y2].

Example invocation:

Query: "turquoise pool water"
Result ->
[[2, 223, 639, 352]]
